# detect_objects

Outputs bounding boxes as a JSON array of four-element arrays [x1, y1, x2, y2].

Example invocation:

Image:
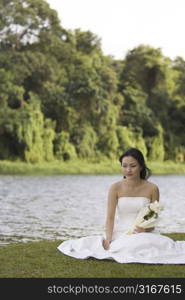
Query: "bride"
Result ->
[[57, 147, 185, 264]]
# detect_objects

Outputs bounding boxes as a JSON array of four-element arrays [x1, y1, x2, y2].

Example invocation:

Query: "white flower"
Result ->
[[149, 201, 164, 213]]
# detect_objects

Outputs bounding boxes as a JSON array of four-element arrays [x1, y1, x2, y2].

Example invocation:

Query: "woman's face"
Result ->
[[121, 156, 142, 180]]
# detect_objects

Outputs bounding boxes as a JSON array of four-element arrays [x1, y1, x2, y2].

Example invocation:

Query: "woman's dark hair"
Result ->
[[119, 147, 151, 179]]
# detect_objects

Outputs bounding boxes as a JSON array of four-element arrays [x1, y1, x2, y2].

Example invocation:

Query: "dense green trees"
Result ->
[[0, 0, 184, 163]]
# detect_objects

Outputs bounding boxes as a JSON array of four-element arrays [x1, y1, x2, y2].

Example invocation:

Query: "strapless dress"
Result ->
[[57, 197, 185, 264]]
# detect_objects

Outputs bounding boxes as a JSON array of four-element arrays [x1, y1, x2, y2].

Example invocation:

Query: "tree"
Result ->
[[0, 96, 55, 162], [0, 2, 184, 162], [0, 0, 62, 49], [74, 29, 102, 55]]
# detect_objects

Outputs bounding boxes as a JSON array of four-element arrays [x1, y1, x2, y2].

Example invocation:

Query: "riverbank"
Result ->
[[0, 159, 185, 175], [0, 233, 185, 278]]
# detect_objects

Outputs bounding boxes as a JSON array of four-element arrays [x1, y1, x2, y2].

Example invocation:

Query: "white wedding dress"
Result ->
[[57, 197, 185, 264]]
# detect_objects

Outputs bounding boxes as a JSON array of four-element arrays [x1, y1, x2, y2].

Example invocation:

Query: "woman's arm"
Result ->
[[151, 184, 160, 202], [102, 183, 118, 250]]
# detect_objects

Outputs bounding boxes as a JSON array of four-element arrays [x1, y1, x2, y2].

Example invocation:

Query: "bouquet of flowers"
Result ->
[[125, 200, 164, 235]]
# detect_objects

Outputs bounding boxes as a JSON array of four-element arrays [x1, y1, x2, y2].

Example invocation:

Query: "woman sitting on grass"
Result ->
[[57, 147, 185, 264]]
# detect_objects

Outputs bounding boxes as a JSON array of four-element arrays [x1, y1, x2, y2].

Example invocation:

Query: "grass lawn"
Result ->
[[0, 233, 185, 278]]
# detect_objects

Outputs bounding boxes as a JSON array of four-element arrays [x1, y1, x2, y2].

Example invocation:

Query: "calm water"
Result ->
[[0, 174, 185, 245]]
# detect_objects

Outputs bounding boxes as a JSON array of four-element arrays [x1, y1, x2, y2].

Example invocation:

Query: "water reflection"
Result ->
[[0, 174, 185, 245]]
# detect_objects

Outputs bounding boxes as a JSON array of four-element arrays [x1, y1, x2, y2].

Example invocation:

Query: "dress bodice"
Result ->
[[115, 197, 150, 231]]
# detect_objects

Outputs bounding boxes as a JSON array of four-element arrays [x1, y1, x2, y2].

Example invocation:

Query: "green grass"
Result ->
[[0, 159, 185, 175], [0, 233, 185, 278]]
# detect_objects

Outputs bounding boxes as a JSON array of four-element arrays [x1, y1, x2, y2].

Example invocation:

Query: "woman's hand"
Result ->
[[133, 226, 154, 233], [102, 239, 111, 250]]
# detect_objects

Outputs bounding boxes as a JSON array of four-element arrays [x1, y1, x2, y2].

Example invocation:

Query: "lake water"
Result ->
[[0, 174, 185, 245]]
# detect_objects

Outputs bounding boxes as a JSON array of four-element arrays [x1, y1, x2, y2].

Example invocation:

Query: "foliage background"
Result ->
[[0, 0, 184, 164]]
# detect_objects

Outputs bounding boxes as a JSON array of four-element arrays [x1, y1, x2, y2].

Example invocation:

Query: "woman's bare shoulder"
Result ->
[[109, 180, 123, 191], [145, 181, 159, 192]]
